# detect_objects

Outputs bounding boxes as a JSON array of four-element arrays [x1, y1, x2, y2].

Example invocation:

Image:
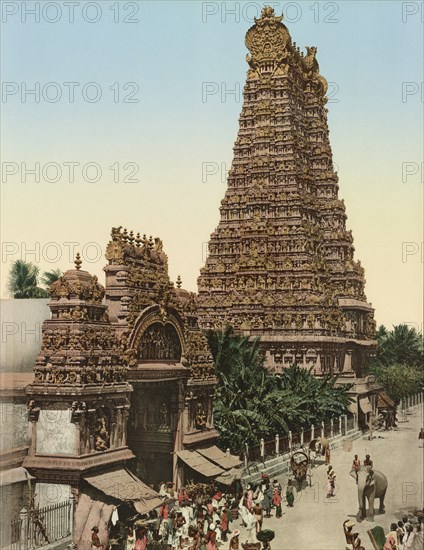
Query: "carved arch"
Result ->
[[128, 305, 185, 361]]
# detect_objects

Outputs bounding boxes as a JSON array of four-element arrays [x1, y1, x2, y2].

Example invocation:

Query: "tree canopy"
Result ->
[[207, 326, 353, 454], [375, 324, 423, 367], [40, 268, 62, 288], [7, 261, 63, 299], [373, 363, 423, 404], [369, 324, 424, 404]]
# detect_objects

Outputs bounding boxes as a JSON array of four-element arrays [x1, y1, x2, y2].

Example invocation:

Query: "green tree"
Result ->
[[7, 260, 48, 298], [275, 364, 353, 430], [40, 268, 62, 288], [375, 324, 388, 342], [208, 326, 280, 453], [207, 327, 353, 454], [373, 363, 423, 404], [376, 324, 423, 367]]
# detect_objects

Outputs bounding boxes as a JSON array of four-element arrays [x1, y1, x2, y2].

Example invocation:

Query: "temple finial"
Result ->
[[74, 253, 82, 270], [176, 275, 182, 289]]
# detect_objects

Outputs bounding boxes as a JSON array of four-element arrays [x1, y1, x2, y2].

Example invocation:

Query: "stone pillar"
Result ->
[[288, 430, 292, 452], [29, 420, 37, 456], [116, 408, 123, 447], [311, 424, 315, 442], [244, 443, 249, 468], [69, 491, 75, 539], [320, 422, 324, 439], [209, 392, 214, 428], [110, 409, 117, 449], [260, 438, 265, 460], [330, 418, 334, 439], [183, 401, 190, 436], [20, 507, 28, 550], [332, 355, 337, 375], [339, 417, 342, 436], [75, 422, 81, 455], [70, 486, 79, 549], [88, 409, 96, 452], [173, 380, 186, 490], [275, 434, 279, 455], [315, 354, 322, 375], [121, 407, 129, 447], [300, 428, 304, 446], [27, 401, 40, 457], [344, 414, 348, 434], [343, 350, 352, 373]]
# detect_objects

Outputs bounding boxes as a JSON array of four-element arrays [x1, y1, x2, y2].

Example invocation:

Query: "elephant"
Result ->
[[350, 466, 388, 521]]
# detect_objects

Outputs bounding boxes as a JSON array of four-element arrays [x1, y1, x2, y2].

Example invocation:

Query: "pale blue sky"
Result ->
[[1, 0, 423, 329]]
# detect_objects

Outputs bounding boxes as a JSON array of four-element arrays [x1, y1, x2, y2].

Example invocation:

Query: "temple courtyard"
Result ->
[[235, 404, 424, 549]]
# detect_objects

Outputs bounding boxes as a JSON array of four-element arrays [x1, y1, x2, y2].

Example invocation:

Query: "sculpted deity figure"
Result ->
[[195, 402, 208, 430]]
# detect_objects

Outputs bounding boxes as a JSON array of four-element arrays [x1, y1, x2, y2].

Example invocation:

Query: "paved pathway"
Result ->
[[231, 404, 424, 550]]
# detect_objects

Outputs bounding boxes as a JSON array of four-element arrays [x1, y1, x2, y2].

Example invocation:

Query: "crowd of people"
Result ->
[[94, 443, 423, 550], [100, 476, 288, 550]]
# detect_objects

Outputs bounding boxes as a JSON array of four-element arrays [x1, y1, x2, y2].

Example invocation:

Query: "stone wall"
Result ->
[[0, 400, 30, 452], [36, 409, 76, 455]]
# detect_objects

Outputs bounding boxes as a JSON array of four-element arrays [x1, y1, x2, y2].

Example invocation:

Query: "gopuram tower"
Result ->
[[198, 7, 376, 377]]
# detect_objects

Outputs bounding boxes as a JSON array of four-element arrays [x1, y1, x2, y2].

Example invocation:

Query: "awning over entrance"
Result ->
[[377, 392, 395, 409], [0, 467, 34, 486], [197, 446, 242, 470], [75, 468, 165, 548], [176, 450, 225, 478], [177, 448, 243, 485], [84, 467, 163, 515], [359, 397, 373, 414], [215, 467, 243, 486]]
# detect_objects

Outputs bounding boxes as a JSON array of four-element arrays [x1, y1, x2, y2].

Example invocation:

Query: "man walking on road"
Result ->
[[364, 454, 373, 468], [352, 455, 361, 484]]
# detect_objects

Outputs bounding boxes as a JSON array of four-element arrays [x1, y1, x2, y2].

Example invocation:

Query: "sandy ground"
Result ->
[[230, 403, 424, 550]]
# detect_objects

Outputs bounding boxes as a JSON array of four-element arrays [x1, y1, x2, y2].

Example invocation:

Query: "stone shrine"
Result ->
[[198, 7, 377, 376], [23, 229, 231, 545]]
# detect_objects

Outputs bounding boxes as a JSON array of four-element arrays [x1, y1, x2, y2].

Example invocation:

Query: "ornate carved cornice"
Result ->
[[23, 447, 134, 473]]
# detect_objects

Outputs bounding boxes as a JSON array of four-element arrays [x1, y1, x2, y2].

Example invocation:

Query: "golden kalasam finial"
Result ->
[[257, 5, 283, 22], [74, 253, 82, 270], [261, 6, 275, 18]]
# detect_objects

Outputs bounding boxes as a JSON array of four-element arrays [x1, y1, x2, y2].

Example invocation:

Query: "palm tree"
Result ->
[[375, 324, 388, 342], [207, 327, 353, 454], [40, 269, 62, 289], [7, 260, 49, 298], [377, 324, 423, 367]]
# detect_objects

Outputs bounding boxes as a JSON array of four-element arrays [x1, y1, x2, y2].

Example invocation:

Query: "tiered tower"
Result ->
[[25, 255, 133, 484], [198, 7, 376, 376]]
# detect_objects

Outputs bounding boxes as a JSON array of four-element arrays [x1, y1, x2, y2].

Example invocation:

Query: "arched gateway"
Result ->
[[24, 229, 233, 547]]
